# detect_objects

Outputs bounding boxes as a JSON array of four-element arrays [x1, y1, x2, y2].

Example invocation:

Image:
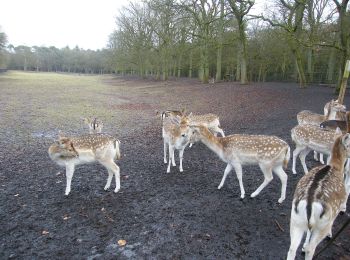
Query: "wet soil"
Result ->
[[1, 75, 350, 259]]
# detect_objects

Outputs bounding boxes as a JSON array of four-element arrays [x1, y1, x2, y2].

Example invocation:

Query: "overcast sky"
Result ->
[[0, 0, 266, 51], [0, 0, 129, 50]]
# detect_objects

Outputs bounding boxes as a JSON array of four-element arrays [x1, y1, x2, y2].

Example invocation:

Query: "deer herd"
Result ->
[[48, 99, 350, 259]]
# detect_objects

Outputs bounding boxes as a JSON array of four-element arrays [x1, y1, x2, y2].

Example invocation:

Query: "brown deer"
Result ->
[[188, 124, 290, 203], [286, 133, 350, 260], [49, 133, 121, 195]]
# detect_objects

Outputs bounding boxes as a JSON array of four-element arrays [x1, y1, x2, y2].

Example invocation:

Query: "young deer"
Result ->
[[297, 100, 346, 164], [189, 124, 290, 203], [162, 114, 193, 173], [49, 133, 121, 195], [159, 110, 224, 163], [286, 133, 350, 260], [159, 110, 225, 138], [83, 117, 103, 134], [291, 124, 342, 174]]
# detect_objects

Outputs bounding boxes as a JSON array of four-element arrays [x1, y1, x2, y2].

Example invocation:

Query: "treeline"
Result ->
[[4, 45, 113, 74], [108, 0, 350, 88]]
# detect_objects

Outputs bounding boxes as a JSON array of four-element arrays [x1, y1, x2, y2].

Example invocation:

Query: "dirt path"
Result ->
[[0, 72, 349, 259]]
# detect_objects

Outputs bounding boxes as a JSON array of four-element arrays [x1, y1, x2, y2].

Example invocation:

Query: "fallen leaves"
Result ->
[[42, 230, 49, 235], [118, 239, 127, 246], [63, 214, 71, 221]]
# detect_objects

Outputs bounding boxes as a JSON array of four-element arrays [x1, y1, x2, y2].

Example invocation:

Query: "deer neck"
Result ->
[[198, 126, 225, 158], [328, 108, 337, 120], [329, 138, 346, 176]]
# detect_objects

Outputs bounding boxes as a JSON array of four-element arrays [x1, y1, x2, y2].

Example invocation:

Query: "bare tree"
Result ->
[[227, 0, 255, 85]]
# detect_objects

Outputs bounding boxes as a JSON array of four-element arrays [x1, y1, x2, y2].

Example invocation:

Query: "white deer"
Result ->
[[83, 117, 103, 134], [188, 124, 290, 203], [297, 100, 346, 164], [48, 133, 121, 195], [286, 133, 350, 260], [291, 125, 343, 174]]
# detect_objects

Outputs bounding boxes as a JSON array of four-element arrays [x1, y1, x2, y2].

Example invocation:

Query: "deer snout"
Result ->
[[182, 134, 186, 137]]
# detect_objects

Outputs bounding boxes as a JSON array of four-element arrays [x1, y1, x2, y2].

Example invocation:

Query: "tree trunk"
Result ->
[[238, 23, 248, 84], [216, 0, 225, 82]]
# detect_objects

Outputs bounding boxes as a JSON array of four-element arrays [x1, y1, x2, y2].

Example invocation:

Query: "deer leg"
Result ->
[[299, 148, 311, 174], [167, 145, 174, 173], [251, 163, 273, 199], [304, 228, 329, 260], [65, 163, 75, 196], [171, 146, 176, 166], [273, 165, 288, 203], [103, 168, 114, 191], [292, 145, 305, 174], [179, 148, 185, 172], [287, 224, 305, 260], [163, 140, 167, 164], [319, 153, 325, 164], [232, 163, 245, 199], [313, 151, 319, 162], [99, 159, 120, 193], [302, 230, 311, 252], [218, 164, 233, 190]]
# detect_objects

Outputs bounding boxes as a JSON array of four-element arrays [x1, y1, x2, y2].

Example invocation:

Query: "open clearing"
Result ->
[[0, 71, 349, 259]]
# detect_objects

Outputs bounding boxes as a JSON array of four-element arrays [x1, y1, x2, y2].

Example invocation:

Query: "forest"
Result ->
[[0, 0, 349, 88]]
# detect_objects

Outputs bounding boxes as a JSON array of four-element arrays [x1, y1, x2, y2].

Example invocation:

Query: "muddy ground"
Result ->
[[0, 73, 350, 259]]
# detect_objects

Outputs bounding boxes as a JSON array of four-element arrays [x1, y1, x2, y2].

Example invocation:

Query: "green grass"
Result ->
[[0, 71, 122, 140]]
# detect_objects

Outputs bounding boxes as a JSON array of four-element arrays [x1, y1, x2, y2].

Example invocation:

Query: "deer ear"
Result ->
[[82, 118, 90, 124]]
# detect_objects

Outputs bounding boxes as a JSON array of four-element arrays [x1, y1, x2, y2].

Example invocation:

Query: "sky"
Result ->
[[0, 0, 266, 51], [0, 0, 130, 50]]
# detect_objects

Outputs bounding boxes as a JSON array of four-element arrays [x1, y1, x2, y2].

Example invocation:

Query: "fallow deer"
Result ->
[[291, 125, 342, 174], [162, 114, 193, 173], [48, 133, 121, 195], [159, 110, 225, 162], [188, 124, 290, 203], [286, 133, 350, 260], [297, 100, 346, 164], [324, 99, 346, 120], [320, 111, 350, 133], [297, 100, 346, 126], [83, 117, 103, 134]]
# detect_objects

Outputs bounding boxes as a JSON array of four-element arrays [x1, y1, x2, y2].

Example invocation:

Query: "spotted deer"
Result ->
[[297, 100, 346, 126], [48, 133, 121, 195], [159, 110, 225, 162], [83, 117, 103, 134], [162, 114, 193, 173], [188, 124, 290, 203], [324, 99, 346, 120], [291, 125, 343, 174], [286, 133, 350, 260], [159, 110, 224, 138], [297, 100, 346, 164]]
